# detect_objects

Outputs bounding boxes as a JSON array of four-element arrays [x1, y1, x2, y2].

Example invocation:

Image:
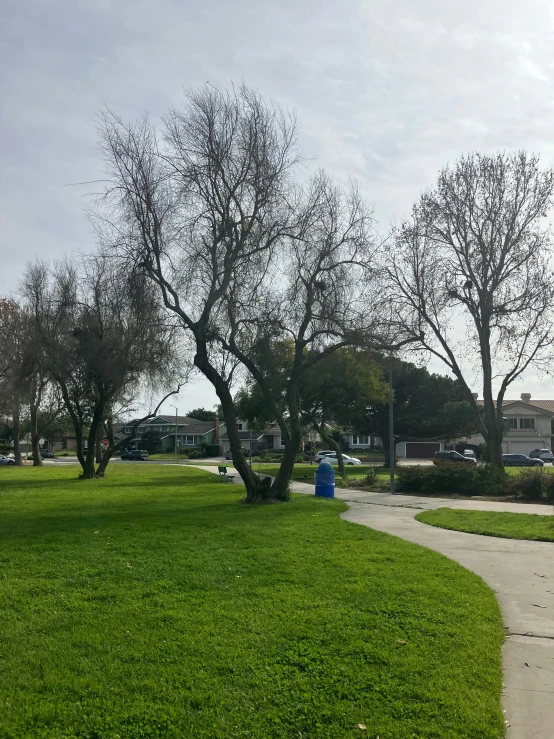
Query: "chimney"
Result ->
[[214, 416, 220, 443], [472, 392, 478, 400], [521, 393, 531, 402]]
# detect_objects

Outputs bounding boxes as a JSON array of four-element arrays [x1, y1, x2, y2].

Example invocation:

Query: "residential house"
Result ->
[[465, 393, 554, 455], [121, 415, 219, 452]]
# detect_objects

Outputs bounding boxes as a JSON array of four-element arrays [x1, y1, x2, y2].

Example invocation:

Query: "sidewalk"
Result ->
[[192, 465, 554, 739]]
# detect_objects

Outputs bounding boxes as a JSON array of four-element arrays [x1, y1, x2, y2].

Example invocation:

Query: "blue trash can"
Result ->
[[314, 459, 335, 498]]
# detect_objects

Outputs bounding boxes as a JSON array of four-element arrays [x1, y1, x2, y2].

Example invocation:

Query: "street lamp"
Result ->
[[389, 357, 395, 495], [170, 404, 178, 463]]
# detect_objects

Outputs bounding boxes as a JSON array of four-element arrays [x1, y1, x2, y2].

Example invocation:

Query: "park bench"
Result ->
[[218, 465, 235, 483]]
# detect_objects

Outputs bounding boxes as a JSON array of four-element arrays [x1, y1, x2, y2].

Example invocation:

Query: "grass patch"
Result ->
[[416, 507, 554, 542], [0, 466, 505, 738], [254, 463, 389, 481]]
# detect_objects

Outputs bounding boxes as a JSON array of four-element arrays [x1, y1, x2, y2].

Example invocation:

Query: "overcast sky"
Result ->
[[2, 0, 554, 413]]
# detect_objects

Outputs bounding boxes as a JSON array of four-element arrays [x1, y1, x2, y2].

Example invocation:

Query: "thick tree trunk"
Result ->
[[95, 424, 103, 463], [30, 399, 43, 467], [194, 351, 272, 502], [270, 431, 300, 500], [12, 401, 22, 466], [79, 401, 106, 479]]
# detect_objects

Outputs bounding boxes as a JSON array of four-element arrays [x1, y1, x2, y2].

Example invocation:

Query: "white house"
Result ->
[[466, 393, 554, 454]]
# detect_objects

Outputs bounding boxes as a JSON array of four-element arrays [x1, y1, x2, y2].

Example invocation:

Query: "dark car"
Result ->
[[502, 454, 544, 467], [40, 449, 56, 459], [434, 450, 476, 464], [121, 450, 149, 461]]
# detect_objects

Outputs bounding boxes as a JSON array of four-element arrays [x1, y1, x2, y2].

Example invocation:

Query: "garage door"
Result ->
[[509, 442, 537, 456], [405, 442, 441, 458]]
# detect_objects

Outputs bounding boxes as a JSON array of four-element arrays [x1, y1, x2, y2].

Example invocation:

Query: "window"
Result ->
[[123, 426, 132, 434], [237, 423, 243, 431], [352, 435, 369, 445], [185, 435, 195, 445], [137, 427, 145, 434], [505, 418, 517, 430], [520, 418, 535, 430]]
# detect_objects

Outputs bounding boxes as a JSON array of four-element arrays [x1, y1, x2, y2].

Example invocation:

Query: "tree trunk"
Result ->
[[270, 431, 300, 500], [12, 401, 22, 466], [95, 425, 103, 464], [29, 395, 43, 467], [482, 388, 504, 468], [194, 351, 273, 502], [311, 416, 345, 477]]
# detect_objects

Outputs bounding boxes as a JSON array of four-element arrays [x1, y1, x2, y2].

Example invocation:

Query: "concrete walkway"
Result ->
[[192, 465, 554, 739]]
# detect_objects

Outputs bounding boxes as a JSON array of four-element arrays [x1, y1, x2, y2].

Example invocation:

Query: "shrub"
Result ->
[[364, 467, 378, 486], [505, 469, 554, 501], [205, 444, 220, 457], [295, 454, 304, 462], [397, 462, 506, 496], [188, 450, 199, 459], [472, 464, 506, 497]]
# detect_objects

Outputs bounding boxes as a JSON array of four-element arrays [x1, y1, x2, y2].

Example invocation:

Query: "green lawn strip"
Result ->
[[0, 466, 504, 738], [255, 463, 389, 482], [416, 507, 554, 542]]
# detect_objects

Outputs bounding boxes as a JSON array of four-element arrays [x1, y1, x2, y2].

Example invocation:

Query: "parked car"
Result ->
[[502, 454, 544, 467], [314, 450, 336, 462], [434, 450, 476, 464], [323, 453, 361, 465], [529, 448, 554, 463], [463, 449, 477, 460], [0, 454, 15, 466], [40, 449, 56, 459], [121, 450, 149, 461]]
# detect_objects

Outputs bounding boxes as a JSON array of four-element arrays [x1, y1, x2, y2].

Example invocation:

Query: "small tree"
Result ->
[[24, 258, 182, 478], [388, 152, 554, 467]]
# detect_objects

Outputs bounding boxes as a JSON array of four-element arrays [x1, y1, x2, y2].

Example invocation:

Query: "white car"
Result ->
[[529, 448, 554, 463], [0, 454, 15, 466], [463, 449, 477, 460], [323, 453, 361, 465], [314, 450, 336, 462]]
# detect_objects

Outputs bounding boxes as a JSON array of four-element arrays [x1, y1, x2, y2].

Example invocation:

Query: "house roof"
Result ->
[[123, 416, 216, 434], [477, 399, 554, 414]]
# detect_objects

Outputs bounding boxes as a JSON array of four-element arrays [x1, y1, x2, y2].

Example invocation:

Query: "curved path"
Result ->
[[192, 465, 554, 739]]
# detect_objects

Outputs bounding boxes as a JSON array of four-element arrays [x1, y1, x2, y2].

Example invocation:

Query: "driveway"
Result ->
[[192, 464, 554, 739]]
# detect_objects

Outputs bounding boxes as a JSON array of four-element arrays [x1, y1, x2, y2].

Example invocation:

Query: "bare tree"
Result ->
[[222, 173, 400, 496], [96, 84, 300, 500], [0, 298, 26, 465], [24, 257, 183, 478], [387, 152, 554, 467]]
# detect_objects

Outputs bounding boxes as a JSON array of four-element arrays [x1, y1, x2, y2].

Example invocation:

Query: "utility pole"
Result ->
[[389, 358, 395, 495], [170, 404, 178, 463]]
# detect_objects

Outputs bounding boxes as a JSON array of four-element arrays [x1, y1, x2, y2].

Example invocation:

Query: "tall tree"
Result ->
[[98, 84, 300, 501], [387, 152, 554, 467], [97, 84, 400, 500]]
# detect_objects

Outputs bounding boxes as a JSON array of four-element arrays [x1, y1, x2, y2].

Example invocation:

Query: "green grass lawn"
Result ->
[[253, 463, 388, 481], [416, 507, 554, 542], [0, 466, 505, 738]]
